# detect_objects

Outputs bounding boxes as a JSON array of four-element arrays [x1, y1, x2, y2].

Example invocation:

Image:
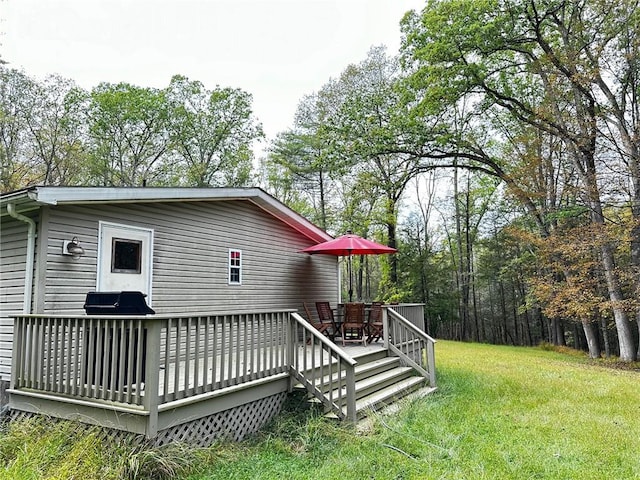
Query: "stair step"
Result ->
[[355, 356, 401, 379], [351, 348, 389, 364], [295, 356, 401, 393], [354, 375, 426, 417], [323, 376, 427, 420], [327, 366, 415, 405], [355, 366, 415, 399], [294, 347, 433, 421]]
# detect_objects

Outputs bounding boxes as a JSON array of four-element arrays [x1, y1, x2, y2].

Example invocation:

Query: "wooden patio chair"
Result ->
[[367, 301, 384, 343], [341, 302, 367, 346], [302, 302, 336, 343], [308, 301, 337, 341]]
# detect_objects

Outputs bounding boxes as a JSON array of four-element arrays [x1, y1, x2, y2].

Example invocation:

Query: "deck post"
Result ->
[[345, 364, 357, 422], [10, 317, 24, 390], [286, 312, 296, 392], [143, 318, 162, 439], [427, 340, 436, 387], [382, 308, 389, 349]]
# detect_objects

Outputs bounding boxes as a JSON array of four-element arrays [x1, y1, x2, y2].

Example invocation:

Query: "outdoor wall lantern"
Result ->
[[62, 237, 85, 260]]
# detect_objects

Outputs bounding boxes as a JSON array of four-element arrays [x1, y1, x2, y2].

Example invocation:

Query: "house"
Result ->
[[0, 186, 435, 445], [1, 186, 337, 372]]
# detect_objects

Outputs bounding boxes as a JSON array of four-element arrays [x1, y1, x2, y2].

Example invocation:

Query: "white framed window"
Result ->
[[228, 249, 242, 285]]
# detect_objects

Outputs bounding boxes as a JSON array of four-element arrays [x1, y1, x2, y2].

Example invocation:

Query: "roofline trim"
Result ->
[[1, 187, 332, 243]]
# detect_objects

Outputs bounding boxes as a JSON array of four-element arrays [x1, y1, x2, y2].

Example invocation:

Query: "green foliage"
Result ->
[[167, 75, 263, 187], [1, 71, 263, 191], [121, 442, 208, 480], [87, 82, 172, 186], [0, 68, 89, 191]]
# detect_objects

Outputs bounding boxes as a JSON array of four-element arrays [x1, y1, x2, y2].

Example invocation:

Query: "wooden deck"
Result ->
[[8, 305, 436, 444], [157, 341, 384, 396]]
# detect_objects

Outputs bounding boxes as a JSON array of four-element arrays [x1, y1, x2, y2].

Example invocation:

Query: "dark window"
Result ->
[[229, 249, 242, 285], [112, 238, 142, 274]]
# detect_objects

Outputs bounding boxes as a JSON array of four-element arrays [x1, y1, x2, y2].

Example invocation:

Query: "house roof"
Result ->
[[1, 186, 333, 243]]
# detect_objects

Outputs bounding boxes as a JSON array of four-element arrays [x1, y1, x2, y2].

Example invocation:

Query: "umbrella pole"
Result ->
[[348, 254, 353, 302]]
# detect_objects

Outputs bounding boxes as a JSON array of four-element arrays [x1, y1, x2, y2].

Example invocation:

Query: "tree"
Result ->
[[87, 82, 172, 186], [524, 223, 611, 358], [0, 68, 33, 191], [23, 74, 88, 185], [0, 69, 88, 190], [318, 46, 429, 284], [401, 0, 638, 360], [167, 75, 263, 187], [268, 89, 346, 231]]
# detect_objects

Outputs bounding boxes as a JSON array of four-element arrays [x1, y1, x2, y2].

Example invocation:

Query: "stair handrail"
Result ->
[[384, 307, 437, 387], [289, 312, 358, 421]]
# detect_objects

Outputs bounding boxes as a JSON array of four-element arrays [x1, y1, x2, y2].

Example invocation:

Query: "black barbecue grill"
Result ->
[[82, 291, 152, 387], [83, 291, 155, 315]]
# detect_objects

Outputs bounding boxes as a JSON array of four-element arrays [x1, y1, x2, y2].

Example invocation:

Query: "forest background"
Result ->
[[2, 0, 639, 362]]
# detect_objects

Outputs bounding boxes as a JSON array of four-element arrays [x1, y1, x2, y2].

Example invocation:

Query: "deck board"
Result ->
[[158, 342, 386, 396]]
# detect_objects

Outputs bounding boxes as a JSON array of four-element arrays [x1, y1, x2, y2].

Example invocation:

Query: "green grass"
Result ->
[[0, 417, 114, 479], [1, 341, 638, 479], [0, 416, 208, 480], [189, 341, 640, 480]]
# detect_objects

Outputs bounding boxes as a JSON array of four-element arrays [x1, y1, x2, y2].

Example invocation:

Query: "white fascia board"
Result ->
[[27, 186, 256, 205], [250, 190, 332, 243], [3, 186, 332, 243]]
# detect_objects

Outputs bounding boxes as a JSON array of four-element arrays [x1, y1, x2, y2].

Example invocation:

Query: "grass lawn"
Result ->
[[189, 341, 640, 480], [1, 341, 638, 479]]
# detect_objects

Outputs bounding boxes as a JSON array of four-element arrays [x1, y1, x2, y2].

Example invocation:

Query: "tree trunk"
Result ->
[[582, 320, 600, 359], [599, 241, 636, 360], [318, 170, 327, 231], [636, 314, 640, 360], [356, 254, 364, 301], [499, 280, 508, 344], [454, 167, 469, 340], [488, 283, 497, 343], [535, 307, 546, 345], [553, 319, 566, 346], [386, 204, 398, 285], [598, 315, 611, 358], [518, 276, 532, 346], [475, 287, 483, 343], [511, 283, 519, 345]]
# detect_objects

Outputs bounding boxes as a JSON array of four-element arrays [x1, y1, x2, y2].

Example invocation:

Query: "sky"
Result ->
[[1, 0, 425, 148]]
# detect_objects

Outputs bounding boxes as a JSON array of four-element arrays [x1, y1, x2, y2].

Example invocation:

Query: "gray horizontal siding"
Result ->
[[43, 199, 337, 315], [0, 214, 38, 380], [1, 198, 336, 380]]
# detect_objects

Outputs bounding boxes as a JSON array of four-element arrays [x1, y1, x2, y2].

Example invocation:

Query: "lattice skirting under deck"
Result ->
[[155, 391, 287, 446], [4, 391, 288, 448]]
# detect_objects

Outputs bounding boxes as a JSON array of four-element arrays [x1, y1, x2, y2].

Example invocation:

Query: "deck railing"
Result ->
[[12, 315, 150, 405], [159, 312, 288, 403], [288, 312, 358, 421], [389, 303, 426, 331], [10, 305, 434, 436], [385, 307, 437, 386], [11, 311, 292, 436]]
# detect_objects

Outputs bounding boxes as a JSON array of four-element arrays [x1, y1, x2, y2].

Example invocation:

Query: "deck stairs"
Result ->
[[295, 347, 435, 421]]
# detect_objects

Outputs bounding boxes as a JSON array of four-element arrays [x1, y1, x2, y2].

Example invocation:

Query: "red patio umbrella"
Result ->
[[300, 231, 397, 301]]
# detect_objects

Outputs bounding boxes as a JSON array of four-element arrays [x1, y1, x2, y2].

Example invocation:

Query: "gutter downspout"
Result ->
[[6, 203, 36, 314]]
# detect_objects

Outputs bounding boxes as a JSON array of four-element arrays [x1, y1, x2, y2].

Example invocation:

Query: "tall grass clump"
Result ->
[[0, 415, 209, 480], [121, 441, 209, 480], [0, 416, 111, 479]]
